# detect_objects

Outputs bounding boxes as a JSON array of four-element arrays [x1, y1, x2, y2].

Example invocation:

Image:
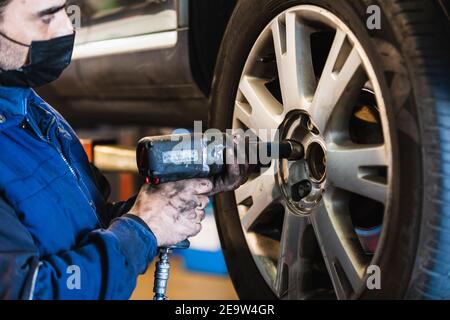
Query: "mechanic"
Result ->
[[0, 0, 247, 299]]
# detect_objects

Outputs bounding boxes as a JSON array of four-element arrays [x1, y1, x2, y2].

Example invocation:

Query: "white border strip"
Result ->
[[72, 31, 178, 60]]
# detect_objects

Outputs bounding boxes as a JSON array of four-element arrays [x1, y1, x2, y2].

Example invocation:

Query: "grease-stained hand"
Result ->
[[128, 179, 213, 247], [208, 134, 250, 195]]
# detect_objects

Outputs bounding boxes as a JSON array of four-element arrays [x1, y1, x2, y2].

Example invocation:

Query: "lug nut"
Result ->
[[292, 180, 312, 201], [298, 180, 312, 198]]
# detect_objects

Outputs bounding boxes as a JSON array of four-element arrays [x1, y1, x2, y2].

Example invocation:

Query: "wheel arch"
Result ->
[[188, 0, 238, 97]]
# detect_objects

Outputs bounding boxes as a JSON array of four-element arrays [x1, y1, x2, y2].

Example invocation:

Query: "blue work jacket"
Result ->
[[0, 86, 157, 299]]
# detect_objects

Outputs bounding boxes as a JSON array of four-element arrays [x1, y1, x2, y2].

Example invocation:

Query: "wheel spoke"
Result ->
[[271, 12, 316, 113], [311, 199, 366, 299], [274, 207, 312, 299], [327, 143, 388, 204], [310, 29, 366, 133], [237, 166, 281, 231], [236, 76, 284, 138]]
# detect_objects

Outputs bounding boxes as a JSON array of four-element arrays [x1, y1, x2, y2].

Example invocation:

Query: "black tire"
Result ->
[[209, 0, 450, 299]]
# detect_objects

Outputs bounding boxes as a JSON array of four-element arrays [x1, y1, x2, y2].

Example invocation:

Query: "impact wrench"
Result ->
[[136, 133, 304, 300]]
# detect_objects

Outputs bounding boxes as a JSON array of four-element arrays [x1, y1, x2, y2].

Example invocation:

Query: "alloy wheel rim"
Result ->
[[232, 5, 393, 299]]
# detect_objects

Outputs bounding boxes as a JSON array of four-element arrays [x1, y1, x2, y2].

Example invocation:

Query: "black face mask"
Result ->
[[0, 32, 75, 88]]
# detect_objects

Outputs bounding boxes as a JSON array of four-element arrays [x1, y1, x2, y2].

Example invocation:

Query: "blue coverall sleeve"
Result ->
[[105, 195, 138, 223], [88, 163, 139, 224], [0, 197, 158, 300]]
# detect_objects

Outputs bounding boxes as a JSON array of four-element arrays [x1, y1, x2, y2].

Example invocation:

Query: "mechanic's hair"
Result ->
[[0, 0, 11, 17]]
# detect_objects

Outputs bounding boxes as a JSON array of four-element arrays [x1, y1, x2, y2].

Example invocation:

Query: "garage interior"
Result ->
[[0, 0, 448, 302]]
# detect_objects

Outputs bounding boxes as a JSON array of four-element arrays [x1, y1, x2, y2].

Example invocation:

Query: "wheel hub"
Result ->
[[277, 111, 327, 215], [306, 141, 327, 183]]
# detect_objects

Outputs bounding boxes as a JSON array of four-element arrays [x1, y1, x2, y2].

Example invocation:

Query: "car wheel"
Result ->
[[210, 0, 450, 299]]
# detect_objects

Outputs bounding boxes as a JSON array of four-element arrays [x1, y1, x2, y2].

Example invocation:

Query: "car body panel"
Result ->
[[39, 0, 205, 127]]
